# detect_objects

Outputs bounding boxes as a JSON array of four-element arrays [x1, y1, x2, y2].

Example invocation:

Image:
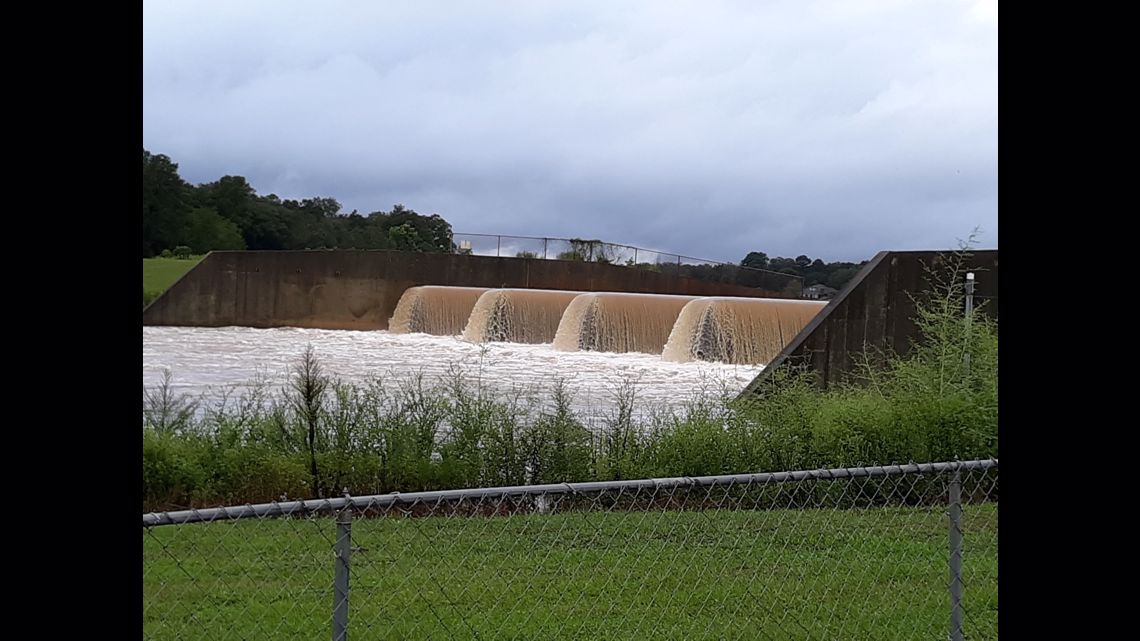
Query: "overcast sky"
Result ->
[[143, 0, 996, 263]]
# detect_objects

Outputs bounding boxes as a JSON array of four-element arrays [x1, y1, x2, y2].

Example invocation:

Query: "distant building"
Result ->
[[803, 284, 839, 300]]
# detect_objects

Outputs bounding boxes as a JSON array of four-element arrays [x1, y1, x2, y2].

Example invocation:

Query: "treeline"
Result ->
[[144, 148, 866, 294], [142, 150, 453, 257], [741, 251, 867, 290]]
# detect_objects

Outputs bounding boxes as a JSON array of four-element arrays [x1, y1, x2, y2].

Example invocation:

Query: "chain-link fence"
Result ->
[[143, 459, 997, 640], [452, 232, 803, 296]]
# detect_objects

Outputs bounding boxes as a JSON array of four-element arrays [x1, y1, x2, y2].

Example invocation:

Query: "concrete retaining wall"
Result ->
[[143, 250, 789, 330], [737, 249, 998, 396]]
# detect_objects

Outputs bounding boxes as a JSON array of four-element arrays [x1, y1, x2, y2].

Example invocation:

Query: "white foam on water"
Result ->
[[142, 326, 763, 417]]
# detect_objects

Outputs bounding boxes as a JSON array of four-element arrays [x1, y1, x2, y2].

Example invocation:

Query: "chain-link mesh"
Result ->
[[449, 232, 803, 295], [143, 460, 997, 640]]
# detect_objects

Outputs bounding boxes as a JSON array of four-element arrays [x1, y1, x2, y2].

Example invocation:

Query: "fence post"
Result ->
[[949, 469, 963, 641], [964, 272, 975, 371], [333, 506, 352, 641], [496, 235, 501, 257], [543, 238, 548, 260]]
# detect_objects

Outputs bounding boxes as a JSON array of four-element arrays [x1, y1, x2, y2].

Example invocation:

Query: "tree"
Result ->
[[144, 150, 460, 256], [142, 150, 191, 256], [768, 257, 796, 271], [183, 207, 246, 252], [300, 197, 342, 219], [565, 238, 618, 263], [827, 267, 859, 289], [741, 251, 770, 270], [387, 223, 420, 251], [206, 176, 257, 228]]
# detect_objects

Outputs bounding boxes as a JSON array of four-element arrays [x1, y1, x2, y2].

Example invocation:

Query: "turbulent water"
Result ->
[[553, 293, 697, 355], [463, 289, 582, 344], [143, 326, 763, 417], [388, 286, 490, 335], [663, 298, 826, 365]]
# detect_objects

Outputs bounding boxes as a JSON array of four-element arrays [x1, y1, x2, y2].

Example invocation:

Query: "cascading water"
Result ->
[[553, 293, 697, 354], [388, 286, 490, 335], [462, 289, 583, 343], [662, 297, 826, 365]]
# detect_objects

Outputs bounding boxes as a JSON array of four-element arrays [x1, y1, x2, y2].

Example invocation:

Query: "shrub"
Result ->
[[142, 243, 996, 510]]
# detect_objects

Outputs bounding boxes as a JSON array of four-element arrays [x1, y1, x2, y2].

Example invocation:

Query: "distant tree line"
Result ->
[[143, 149, 453, 257], [143, 149, 866, 294], [741, 251, 868, 290]]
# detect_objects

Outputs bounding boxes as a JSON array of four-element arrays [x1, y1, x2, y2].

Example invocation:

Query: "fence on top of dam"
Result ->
[[453, 232, 804, 295]]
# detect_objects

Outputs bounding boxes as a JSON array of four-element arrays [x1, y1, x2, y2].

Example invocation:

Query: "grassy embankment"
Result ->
[[143, 502, 997, 640], [143, 256, 204, 307]]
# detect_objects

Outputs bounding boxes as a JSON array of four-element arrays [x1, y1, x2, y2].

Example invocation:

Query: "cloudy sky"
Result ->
[[143, 0, 997, 263]]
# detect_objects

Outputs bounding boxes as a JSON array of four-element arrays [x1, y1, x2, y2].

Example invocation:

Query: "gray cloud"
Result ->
[[144, 0, 997, 262]]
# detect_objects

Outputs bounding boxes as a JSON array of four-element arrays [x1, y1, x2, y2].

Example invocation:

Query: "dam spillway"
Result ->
[[552, 293, 698, 355], [662, 297, 827, 365], [462, 289, 583, 344], [386, 286, 825, 365], [388, 286, 490, 335]]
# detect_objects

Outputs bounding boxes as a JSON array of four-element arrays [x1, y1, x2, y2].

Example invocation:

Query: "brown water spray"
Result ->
[[662, 297, 826, 365], [553, 293, 698, 354], [462, 289, 584, 343], [388, 286, 490, 335]]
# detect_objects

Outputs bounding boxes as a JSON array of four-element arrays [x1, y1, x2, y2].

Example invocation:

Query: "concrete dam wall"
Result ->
[[143, 250, 791, 331], [737, 249, 998, 397]]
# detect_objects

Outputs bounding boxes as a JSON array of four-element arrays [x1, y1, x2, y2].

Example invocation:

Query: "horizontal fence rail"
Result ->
[[143, 459, 995, 527], [144, 458, 997, 640]]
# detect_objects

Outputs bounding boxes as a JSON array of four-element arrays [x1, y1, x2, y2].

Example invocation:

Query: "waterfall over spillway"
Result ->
[[662, 297, 826, 365], [391, 286, 821, 365], [462, 289, 583, 344], [553, 293, 697, 355], [388, 286, 490, 335]]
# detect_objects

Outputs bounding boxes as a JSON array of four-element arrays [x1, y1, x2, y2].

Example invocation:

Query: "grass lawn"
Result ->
[[144, 256, 204, 307], [143, 503, 997, 640]]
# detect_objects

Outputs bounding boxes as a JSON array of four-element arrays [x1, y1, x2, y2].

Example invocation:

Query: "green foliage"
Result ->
[[173, 245, 192, 259], [741, 251, 769, 270], [142, 150, 192, 257], [143, 249, 996, 509], [386, 223, 420, 251], [142, 149, 454, 256], [525, 380, 594, 484], [184, 207, 245, 252], [734, 241, 998, 468], [741, 249, 868, 290]]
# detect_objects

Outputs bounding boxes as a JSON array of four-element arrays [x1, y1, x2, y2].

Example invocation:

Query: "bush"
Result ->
[[142, 245, 996, 510], [173, 245, 192, 259]]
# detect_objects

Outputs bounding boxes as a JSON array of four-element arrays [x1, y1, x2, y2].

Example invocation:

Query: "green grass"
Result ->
[[144, 256, 204, 307], [143, 503, 997, 640]]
